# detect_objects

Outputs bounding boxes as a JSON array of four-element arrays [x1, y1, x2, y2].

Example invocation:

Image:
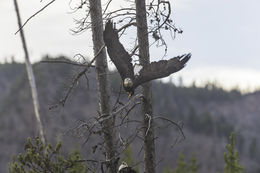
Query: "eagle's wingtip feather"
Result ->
[[180, 53, 191, 65]]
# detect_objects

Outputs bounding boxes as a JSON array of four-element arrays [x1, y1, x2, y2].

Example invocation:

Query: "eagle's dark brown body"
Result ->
[[103, 20, 191, 96], [118, 167, 137, 173]]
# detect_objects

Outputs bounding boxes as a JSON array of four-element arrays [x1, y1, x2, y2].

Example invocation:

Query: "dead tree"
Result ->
[[88, 0, 118, 172], [13, 0, 45, 145], [135, 0, 156, 172]]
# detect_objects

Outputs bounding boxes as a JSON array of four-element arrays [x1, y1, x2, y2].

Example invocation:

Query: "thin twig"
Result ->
[[112, 83, 123, 111], [145, 114, 152, 136], [102, 0, 113, 16], [15, 0, 56, 34], [98, 94, 143, 123], [120, 101, 141, 124], [153, 116, 185, 140], [130, 45, 139, 57], [41, 60, 95, 67], [117, 22, 137, 32], [49, 45, 105, 110]]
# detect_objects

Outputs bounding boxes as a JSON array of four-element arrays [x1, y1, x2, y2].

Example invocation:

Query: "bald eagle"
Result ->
[[118, 162, 137, 173], [103, 20, 191, 96]]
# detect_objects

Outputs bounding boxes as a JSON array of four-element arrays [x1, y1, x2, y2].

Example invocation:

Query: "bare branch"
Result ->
[[130, 45, 139, 57], [15, 0, 56, 34], [120, 101, 141, 124], [49, 45, 105, 110], [153, 116, 185, 140], [98, 94, 143, 123], [145, 113, 152, 136], [117, 22, 137, 32], [112, 83, 124, 111], [102, 0, 113, 16], [41, 59, 95, 67]]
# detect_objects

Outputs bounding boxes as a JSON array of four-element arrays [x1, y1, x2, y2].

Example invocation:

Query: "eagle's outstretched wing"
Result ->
[[104, 20, 191, 95], [134, 54, 191, 88], [103, 20, 134, 80]]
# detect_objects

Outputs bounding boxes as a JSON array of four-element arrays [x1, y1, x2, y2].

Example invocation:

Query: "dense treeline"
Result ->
[[1, 56, 260, 172]]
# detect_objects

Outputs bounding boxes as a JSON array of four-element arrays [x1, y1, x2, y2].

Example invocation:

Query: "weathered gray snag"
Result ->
[[88, 0, 117, 172], [13, 0, 45, 145], [135, 0, 156, 172]]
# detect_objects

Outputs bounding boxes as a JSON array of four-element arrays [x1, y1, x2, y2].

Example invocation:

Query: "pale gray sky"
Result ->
[[0, 0, 259, 91]]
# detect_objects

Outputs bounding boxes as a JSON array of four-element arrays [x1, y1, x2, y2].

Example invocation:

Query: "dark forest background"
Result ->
[[1, 56, 260, 173]]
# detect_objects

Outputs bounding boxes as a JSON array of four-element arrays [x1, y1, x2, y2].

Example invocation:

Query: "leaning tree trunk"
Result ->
[[13, 0, 46, 145], [135, 0, 156, 173], [89, 0, 118, 172]]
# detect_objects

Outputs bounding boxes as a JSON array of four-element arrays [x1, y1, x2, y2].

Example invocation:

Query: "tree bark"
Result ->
[[135, 1, 156, 173], [89, 0, 117, 172], [13, 0, 46, 145]]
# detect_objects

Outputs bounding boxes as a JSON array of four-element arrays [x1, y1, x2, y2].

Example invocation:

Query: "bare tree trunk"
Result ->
[[135, 1, 156, 173], [13, 0, 45, 145], [89, 0, 117, 172]]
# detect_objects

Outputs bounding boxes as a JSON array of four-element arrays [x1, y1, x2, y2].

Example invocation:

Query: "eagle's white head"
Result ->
[[123, 78, 134, 97], [123, 78, 133, 88], [118, 162, 128, 172]]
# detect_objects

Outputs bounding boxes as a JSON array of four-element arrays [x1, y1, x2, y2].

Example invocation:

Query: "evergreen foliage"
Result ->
[[122, 146, 134, 166], [8, 137, 88, 173], [161, 133, 245, 173], [173, 152, 188, 173], [189, 154, 198, 173], [163, 152, 198, 173], [162, 167, 172, 173], [121, 146, 139, 173], [224, 133, 243, 173]]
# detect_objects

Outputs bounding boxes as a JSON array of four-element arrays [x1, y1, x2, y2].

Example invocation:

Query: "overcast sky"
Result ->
[[0, 0, 259, 91]]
